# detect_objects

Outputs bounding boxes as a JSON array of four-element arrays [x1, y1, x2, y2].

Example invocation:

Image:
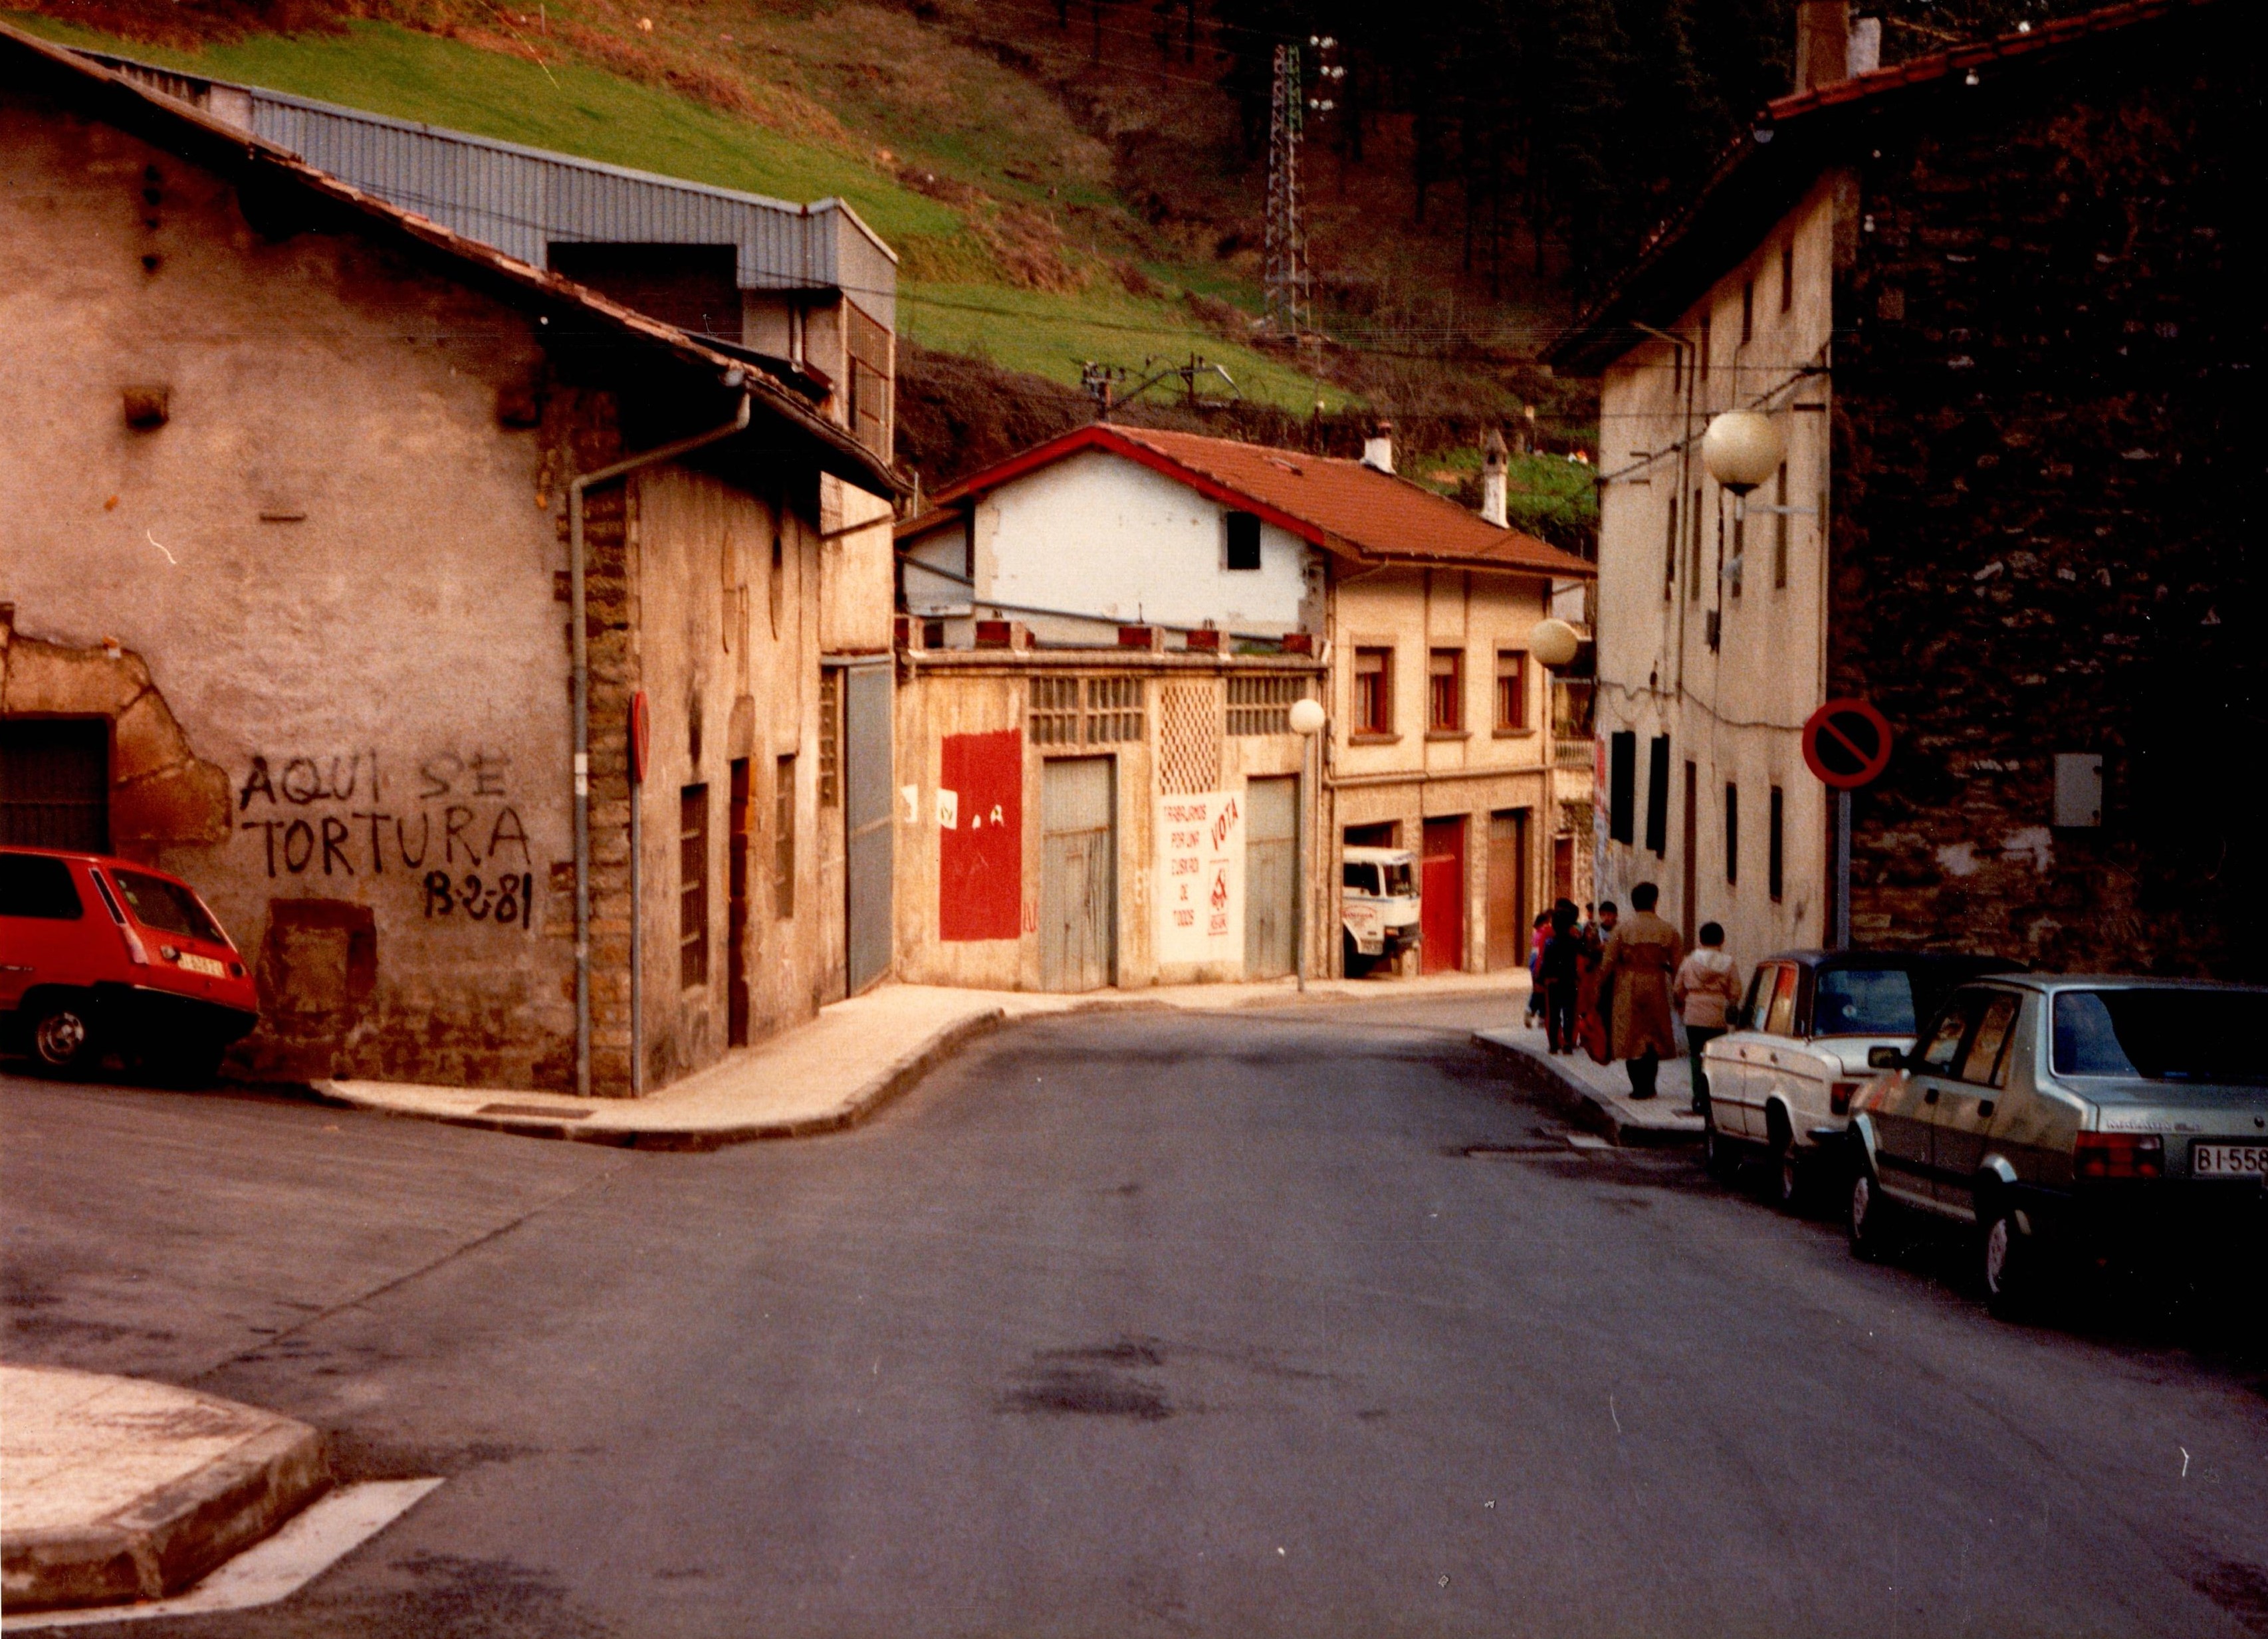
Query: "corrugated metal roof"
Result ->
[[74, 48, 896, 330]]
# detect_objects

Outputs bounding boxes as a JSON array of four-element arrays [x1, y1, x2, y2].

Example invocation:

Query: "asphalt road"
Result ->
[[4, 996, 2265, 1638]]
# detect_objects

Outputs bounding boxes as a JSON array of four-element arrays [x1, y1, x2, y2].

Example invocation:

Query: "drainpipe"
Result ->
[[570, 378, 751, 1097]]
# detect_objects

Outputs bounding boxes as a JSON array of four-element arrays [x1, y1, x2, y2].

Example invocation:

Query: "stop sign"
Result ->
[[1802, 699, 1892, 790]]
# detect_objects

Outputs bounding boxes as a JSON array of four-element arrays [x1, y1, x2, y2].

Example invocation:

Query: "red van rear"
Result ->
[[0, 847, 259, 1081]]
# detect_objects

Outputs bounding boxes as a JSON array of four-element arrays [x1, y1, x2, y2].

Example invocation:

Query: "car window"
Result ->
[[2052, 989, 2268, 1083], [1382, 861, 1413, 897], [1763, 965, 1800, 1036], [0, 853, 84, 919], [108, 869, 225, 944], [1917, 994, 1980, 1072], [1736, 966, 1767, 1030], [1343, 863, 1377, 895], [1955, 992, 2021, 1087], [1812, 966, 1919, 1037]]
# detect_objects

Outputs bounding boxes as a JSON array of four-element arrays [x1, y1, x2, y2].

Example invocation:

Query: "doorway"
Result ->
[[840, 663, 894, 996], [727, 759, 751, 1045], [1040, 757, 1115, 992], [1244, 775, 1297, 979], [0, 719, 108, 850], [1682, 760, 1698, 950], [1485, 809, 1528, 971], [1420, 814, 1466, 974]]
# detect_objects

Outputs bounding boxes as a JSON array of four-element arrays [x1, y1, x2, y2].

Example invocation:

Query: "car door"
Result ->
[[1702, 964, 1768, 1128], [1723, 963, 1796, 1140], [1930, 989, 2023, 1215], [0, 851, 102, 1009], [1874, 990, 1982, 1207]]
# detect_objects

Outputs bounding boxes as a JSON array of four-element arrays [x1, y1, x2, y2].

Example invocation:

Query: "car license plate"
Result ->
[[177, 952, 227, 978], [2192, 1142, 2268, 1179]]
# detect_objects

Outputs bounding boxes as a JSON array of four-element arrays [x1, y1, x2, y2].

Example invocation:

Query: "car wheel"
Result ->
[[1847, 1165, 1900, 1263], [29, 998, 101, 1077], [1982, 1206, 2044, 1321], [1702, 1108, 1740, 1180], [1773, 1138, 1805, 1214]]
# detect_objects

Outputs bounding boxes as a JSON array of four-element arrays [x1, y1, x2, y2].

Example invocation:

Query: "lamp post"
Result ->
[[1288, 695, 1327, 992], [1529, 617, 1583, 914]]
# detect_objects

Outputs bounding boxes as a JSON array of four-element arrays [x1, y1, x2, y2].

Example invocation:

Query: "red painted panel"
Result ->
[[939, 729, 1023, 941], [1420, 816, 1466, 974]]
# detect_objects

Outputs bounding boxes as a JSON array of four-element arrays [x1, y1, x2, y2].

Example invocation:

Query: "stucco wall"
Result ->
[[1590, 172, 1840, 966], [1, 94, 578, 1086], [975, 450, 1315, 637]]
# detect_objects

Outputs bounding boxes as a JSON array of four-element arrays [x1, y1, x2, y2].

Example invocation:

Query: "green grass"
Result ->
[[7, 10, 1336, 409]]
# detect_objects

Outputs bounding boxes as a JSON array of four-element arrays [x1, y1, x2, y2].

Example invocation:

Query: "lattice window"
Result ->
[[1157, 681, 1222, 796], [1084, 676, 1145, 743], [818, 669, 840, 805], [1226, 673, 1304, 736], [1030, 676, 1081, 745]]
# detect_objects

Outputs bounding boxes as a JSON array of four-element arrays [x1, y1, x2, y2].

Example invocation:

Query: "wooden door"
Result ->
[[727, 759, 750, 1045], [1040, 758, 1115, 992], [1485, 809, 1528, 971], [1420, 814, 1466, 974], [1552, 834, 1574, 903], [1244, 776, 1297, 979]]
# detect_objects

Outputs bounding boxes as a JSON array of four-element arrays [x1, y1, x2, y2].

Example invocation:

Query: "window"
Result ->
[[1919, 993, 1982, 1071], [0, 718, 108, 851], [1663, 494, 1678, 600], [845, 300, 891, 456], [2053, 989, 2268, 1083], [1689, 487, 1704, 600], [1724, 782, 1739, 885], [1032, 676, 1146, 745], [818, 670, 840, 806], [1781, 242, 1795, 312], [1224, 510, 1262, 572], [1763, 964, 1800, 1036], [111, 869, 224, 943], [1956, 992, 2021, 1087], [1227, 673, 1304, 735], [680, 784, 709, 988], [1030, 676, 1081, 745], [1083, 676, 1144, 742], [1698, 314, 1711, 382], [1768, 786, 1785, 901], [773, 756, 796, 920], [1353, 647, 1393, 736], [0, 851, 83, 919], [1427, 649, 1464, 733], [1740, 278, 1754, 345], [1609, 732, 1637, 845], [1815, 966, 1919, 1037], [1644, 734, 1670, 857], [1730, 506, 1744, 599], [1494, 651, 1526, 732], [1773, 463, 1790, 590]]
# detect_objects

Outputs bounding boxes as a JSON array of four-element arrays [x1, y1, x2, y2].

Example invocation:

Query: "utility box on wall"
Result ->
[[2053, 753, 2103, 829]]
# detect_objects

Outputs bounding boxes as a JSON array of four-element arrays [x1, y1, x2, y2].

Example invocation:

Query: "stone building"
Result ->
[[893, 422, 1594, 986], [0, 27, 902, 1092], [1548, 0, 2257, 977]]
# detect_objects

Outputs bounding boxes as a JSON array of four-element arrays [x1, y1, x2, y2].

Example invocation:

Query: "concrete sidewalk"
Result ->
[[1472, 1024, 1705, 1147], [0, 1366, 326, 1612], [313, 970, 1525, 1150]]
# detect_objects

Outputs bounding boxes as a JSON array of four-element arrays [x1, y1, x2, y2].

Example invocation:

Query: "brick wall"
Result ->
[[1828, 25, 2259, 977]]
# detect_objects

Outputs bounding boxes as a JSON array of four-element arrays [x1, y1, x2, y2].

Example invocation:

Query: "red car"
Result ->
[[0, 847, 259, 1082]]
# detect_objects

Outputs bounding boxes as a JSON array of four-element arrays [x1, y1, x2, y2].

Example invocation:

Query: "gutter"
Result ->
[[570, 382, 752, 1098]]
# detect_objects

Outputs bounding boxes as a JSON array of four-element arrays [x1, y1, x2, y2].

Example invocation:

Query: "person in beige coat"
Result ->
[[1596, 882, 1682, 1099]]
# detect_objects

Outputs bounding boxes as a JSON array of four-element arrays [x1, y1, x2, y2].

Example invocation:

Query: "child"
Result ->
[[1524, 910, 1553, 1026], [1674, 921, 1744, 1115]]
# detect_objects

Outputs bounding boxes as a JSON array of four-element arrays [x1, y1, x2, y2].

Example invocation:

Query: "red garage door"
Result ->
[[1420, 815, 1466, 974]]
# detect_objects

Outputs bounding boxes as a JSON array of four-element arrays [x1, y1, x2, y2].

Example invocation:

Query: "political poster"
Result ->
[[1156, 791, 1242, 966]]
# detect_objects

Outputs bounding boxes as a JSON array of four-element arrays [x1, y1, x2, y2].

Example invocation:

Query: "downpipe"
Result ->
[[570, 381, 750, 1097]]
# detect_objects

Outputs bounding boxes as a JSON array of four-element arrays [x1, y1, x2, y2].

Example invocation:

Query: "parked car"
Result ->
[[1700, 949, 2019, 1206], [1847, 975, 2268, 1317], [0, 847, 258, 1083], [1341, 846, 1420, 975]]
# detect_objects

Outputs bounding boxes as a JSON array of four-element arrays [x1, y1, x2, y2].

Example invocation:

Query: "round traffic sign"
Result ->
[[1802, 698, 1892, 790]]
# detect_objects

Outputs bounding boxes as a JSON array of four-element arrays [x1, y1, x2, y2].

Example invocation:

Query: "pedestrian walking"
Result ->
[[1524, 910, 1552, 1027], [1579, 901, 1617, 1064], [1539, 901, 1584, 1054], [1674, 921, 1744, 1116], [1595, 884, 1680, 1099]]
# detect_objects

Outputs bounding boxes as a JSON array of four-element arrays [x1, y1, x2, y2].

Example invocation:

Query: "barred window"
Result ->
[[1226, 673, 1304, 735], [818, 669, 840, 806], [1030, 676, 1082, 745], [1084, 676, 1145, 743]]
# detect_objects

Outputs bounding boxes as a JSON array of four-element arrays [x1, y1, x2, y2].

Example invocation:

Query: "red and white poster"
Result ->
[[939, 730, 1022, 941], [1155, 791, 1242, 966]]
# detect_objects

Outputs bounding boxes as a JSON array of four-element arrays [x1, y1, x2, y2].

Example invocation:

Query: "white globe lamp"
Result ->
[[1528, 617, 1581, 670], [1701, 409, 1784, 494], [1288, 697, 1327, 736]]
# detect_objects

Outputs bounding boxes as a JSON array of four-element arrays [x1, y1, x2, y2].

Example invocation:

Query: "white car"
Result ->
[[1701, 949, 2019, 1206]]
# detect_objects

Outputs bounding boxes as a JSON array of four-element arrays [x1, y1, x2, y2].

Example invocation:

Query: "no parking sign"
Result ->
[[1801, 699, 1892, 790]]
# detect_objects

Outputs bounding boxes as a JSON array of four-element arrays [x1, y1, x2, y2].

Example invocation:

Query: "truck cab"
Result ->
[[1341, 847, 1420, 975]]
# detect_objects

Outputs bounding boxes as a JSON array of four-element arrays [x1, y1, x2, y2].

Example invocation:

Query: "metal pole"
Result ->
[[1295, 731, 1309, 992], [1833, 788, 1852, 950], [629, 762, 642, 1096]]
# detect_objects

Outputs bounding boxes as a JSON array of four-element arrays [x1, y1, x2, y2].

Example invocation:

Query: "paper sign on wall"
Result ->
[[1155, 792, 1242, 965]]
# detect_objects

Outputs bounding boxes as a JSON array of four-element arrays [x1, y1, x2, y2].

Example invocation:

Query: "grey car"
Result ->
[[1846, 976, 2268, 1317]]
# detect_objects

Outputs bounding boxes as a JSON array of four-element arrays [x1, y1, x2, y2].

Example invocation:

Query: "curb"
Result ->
[[1470, 1033, 1703, 1149], [1, 1398, 328, 1612]]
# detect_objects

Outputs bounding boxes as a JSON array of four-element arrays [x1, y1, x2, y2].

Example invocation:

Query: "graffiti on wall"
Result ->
[[237, 750, 537, 929]]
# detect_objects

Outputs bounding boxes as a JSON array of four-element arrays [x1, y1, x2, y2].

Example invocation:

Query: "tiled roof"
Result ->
[[1545, 0, 2218, 372], [913, 423, 1595, 579]]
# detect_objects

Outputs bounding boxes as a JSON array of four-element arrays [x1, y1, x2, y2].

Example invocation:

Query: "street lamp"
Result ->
[[1702, 409, 1783, 496], [1289, 696, 1326, 992], [1528, 617, 1581, 671]]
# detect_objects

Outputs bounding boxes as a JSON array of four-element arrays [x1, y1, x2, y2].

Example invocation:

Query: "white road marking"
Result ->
[[2, 1479, 443, 1631]]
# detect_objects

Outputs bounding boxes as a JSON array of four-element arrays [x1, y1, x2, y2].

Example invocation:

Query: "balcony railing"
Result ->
[[1551, 678, 1596, 771]]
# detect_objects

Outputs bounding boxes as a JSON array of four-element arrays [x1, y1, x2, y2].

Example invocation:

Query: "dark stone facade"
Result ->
[[1826, 21, 2259, 978]]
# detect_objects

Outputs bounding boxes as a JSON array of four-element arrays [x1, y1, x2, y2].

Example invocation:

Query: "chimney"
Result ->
[[1361, 419, 1395, 474], [1793, 2, 1852, 95], [1480, 428, 1509, 528]]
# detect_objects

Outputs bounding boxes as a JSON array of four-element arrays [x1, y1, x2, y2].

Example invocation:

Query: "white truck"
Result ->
[[1341, 847, 1420, 975]]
